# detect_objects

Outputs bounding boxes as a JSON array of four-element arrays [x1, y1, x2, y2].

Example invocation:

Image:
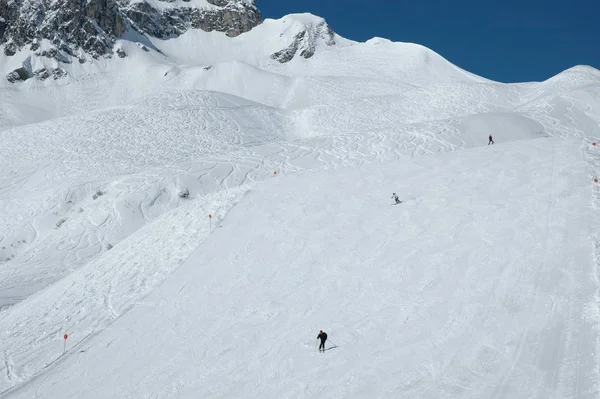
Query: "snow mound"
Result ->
[[169, 61, 299, 108], [454, 112, 547, 147], [518, 65, 600, 104], [273, 38, 491, 85], [365, 37, 394, 45]]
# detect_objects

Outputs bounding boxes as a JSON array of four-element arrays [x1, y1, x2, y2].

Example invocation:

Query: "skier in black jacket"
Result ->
[[317, 330, 328, 352]]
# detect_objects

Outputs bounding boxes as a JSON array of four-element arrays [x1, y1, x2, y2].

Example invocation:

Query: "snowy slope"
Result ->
[[1, 8, 600, 398], [5, 138, 599, 398], [3, 71, 597, 315]]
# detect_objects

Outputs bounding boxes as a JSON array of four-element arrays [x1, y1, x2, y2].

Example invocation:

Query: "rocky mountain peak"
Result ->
[[1, 0, 261, 82], [269, 14, 339, 63]]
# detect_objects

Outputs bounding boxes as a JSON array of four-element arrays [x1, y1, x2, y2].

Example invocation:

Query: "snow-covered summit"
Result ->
[[365, 37, 393, 45], [266, 13, 353, 63]]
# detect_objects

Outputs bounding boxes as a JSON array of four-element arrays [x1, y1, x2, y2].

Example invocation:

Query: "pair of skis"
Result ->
[[318, 345, 338, 352]]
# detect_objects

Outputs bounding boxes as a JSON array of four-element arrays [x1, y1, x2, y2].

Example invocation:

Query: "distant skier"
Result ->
[[488, 135, 494, 145], [391, 193, 401, 204], [317, 330, 328, 352]]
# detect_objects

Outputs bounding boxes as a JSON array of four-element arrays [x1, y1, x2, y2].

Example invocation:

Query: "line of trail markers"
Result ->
[[591, 144, 598, 185]]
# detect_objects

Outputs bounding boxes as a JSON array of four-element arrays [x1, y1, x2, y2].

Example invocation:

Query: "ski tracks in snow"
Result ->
[[583, 138, 600, 396], [0, 186, 250, 395], [492, 143, 559, 399], [1, 68, 600, 396]]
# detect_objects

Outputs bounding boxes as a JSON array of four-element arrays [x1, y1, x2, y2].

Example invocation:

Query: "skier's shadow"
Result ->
[[323, 345, 339, 351]]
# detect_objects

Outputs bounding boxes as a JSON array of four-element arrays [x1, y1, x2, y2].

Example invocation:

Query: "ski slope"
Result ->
[[5, 138, 600, 398], [1, 11, 600, 398]]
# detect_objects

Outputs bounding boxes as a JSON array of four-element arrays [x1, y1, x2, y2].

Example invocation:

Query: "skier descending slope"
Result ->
[[391, 193, 402, 204], [317, 330, 328, 352], [488, 134, 494, 145]]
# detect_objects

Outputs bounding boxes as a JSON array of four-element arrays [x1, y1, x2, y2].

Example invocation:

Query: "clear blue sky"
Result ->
[[257, 0, 599, 83]]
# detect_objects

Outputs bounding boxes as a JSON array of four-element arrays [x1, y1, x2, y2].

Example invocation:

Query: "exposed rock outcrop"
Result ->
[[270, 18, 337, 63], [1, 0, 261, 81]]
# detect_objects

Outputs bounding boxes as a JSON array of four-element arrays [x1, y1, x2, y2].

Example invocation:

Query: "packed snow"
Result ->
[[1, 12, 600, 398]]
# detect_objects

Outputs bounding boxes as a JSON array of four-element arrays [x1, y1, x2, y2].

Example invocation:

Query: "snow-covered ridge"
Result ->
[[267, 13, 351, 63]]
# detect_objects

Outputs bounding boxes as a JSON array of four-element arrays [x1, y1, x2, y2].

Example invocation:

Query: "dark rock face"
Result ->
[[124, 1, 260, 38], [31, 67, 66, 81], [1, 0, 261, 82], [271, 31, 304, 64], [4, 42, 16, 56], [1, 0, 125, 60], [5, 66, 30, 82]]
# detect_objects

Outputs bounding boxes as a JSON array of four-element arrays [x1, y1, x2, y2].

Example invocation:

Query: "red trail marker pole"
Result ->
[[209, 214, 212, 230], [63, 334, 68, 354]]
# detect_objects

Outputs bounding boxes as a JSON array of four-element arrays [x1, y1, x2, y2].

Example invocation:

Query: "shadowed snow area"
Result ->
[[1, 12, 600, 398]]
